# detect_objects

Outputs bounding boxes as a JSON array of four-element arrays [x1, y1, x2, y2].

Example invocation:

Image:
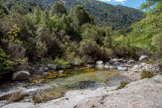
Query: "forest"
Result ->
[[0, 0, 162, 80]]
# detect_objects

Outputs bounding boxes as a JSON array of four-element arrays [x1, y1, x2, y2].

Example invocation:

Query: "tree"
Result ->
[[141, 0, 162, 14], [34, 6, 41, 24], [104, 27, 113, 48], [72, 5, 93, 27], [0, 0, 8, 18], [50, 1, 67, 17], [130, 0, 162, 57]]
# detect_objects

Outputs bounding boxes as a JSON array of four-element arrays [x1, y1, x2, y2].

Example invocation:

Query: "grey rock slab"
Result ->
[[2, 75, 162, 108]]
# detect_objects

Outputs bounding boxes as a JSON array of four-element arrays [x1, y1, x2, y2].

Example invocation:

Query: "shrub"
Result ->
[[1, 37, 28, 72], [38, 28, 63, 57], [63, 42, 86, 64], [152, 33, 162, 58], [35, 40, 48, 58], [141, 70, 155, 79], [116, 81, 129, 90], [0, 47, 17, 78], [1, 40, 25, 61], [79, 39, 113, 60], [54, 57, 70, 68], [113, 35, 135, 58]]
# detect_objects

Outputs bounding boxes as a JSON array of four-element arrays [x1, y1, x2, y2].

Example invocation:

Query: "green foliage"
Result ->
[[0, 1, 8, 18], [72, 5, 94, 27], [79, 39, 113, 60], [34, 6, 42, 24], [36, 40, 48, 58], [112, 35, 135, 57], [0, 47, 23, 78], [116, 82, 129, 90], [152, 32, 162, 57], [104, 27, 113, 48], [141, 0, 162, 14], [7, 24, 20, 43], [130, 0, 162, 57], [0, 48, 15, 73], [141, 70, 155, 79], [0, 0, 151, 77], [32, 0, 144, 30], [54, 57, 70, 68], [51, 1, 67, 17]]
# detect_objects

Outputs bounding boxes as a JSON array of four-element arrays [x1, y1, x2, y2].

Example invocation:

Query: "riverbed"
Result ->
[[0, 67, 130, 106]]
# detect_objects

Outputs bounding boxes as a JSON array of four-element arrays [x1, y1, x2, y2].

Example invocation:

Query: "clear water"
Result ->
[[0, 67, 130, 99]]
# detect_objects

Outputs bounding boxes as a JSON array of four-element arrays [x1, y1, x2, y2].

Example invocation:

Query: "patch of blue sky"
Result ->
[[97, 0, 146, 9]]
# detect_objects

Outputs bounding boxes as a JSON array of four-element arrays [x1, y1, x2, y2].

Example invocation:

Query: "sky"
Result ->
[[98, 0, 146, 9]]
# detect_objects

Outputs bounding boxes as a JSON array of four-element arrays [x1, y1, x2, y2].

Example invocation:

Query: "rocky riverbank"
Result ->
[[2, 75, 162, 108], [1, 56, 162, 108]]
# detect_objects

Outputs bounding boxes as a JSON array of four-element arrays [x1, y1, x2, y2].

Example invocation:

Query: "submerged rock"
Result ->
[[79, 81, 96, 89], [12, 71, 30, 81]]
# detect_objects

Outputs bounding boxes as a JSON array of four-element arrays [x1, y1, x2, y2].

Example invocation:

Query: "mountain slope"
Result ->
[[63, 0, 145, 30], [7, 0, 145, 30]]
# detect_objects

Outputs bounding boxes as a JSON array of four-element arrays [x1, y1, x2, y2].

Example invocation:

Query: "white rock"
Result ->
[[127, 60, 135, 64], [104, 64, 110, 69], [47, 64, 56, 70], [117, 66, 128, 71], [86, 64, 92, 68], [44, 67, 48, 71], [133, 65, 139, 69], [59, 70, 64, 74], [96, 64, 104, 69], [96, 61, 104, 65], [109, 66, 116, 69], [139, 55, 148, 61], [111, 58, 123, 62]]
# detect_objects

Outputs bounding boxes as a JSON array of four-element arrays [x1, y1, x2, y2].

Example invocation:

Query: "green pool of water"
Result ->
[[31, 67, 130, 90]]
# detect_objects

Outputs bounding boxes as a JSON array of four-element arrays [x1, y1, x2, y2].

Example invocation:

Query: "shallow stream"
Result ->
[[0, 67, 130, 103]]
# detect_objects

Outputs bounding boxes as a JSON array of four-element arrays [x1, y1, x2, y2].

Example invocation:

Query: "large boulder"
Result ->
[[139, 55, 148, 61], [47, 64, 56, 70], [12, 71, 30, 81]]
